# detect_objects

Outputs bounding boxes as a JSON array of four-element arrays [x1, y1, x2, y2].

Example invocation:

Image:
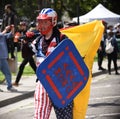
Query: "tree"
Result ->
[[63, 0, 120, 20], [0, 0, 120, 22], [15, 0, 38, 21]]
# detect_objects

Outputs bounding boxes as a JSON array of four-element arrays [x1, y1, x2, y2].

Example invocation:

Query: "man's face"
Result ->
[[5, 6, 8, 13], [37, 19, 53, 35], [19, 25, 27, 31]]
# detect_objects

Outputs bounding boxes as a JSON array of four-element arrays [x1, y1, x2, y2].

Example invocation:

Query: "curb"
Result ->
[[0, 91, 34, 107]]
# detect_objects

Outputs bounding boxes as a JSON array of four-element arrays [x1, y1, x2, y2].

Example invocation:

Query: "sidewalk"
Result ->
[[0, 59, 120, 107]]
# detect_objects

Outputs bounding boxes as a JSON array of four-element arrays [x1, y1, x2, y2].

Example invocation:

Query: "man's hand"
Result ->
[[26, 31, 35, 38], [2, 25, 14, 34]]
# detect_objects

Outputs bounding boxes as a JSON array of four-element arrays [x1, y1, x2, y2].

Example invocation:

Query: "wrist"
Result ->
[[2, 29, 7, 34], [4, 27, 9, 33]]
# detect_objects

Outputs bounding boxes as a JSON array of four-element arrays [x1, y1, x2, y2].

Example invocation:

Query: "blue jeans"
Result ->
[[0, 59, 12, 89]]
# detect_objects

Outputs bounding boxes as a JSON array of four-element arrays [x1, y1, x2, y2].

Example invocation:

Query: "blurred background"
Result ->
[[0, 0, 120, 25]]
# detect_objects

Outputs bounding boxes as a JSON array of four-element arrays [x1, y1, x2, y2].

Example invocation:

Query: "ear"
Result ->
[[52, 17, 57, 26]]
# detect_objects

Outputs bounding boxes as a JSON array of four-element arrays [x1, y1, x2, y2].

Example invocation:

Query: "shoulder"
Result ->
[[0, 32, 3, 35], [60, 34, 67, 40], [33, 35, 42, 44]]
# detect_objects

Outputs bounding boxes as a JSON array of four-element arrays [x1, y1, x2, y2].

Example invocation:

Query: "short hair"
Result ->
[[5, 4, 12, 10]]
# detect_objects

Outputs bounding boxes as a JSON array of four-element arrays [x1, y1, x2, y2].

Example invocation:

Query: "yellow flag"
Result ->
[[61, 20, 104, 119]]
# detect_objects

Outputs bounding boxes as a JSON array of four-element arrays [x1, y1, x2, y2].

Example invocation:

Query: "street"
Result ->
[[86, 73, 120, 119], [0, 72, 120, 119]]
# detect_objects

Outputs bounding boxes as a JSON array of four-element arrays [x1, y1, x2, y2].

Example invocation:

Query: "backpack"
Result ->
[[105, 38, 114, 54]]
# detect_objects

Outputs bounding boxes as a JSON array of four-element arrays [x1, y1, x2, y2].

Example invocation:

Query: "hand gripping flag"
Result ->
[[60, 20, 104, 119], [36, 39, 89, 108]]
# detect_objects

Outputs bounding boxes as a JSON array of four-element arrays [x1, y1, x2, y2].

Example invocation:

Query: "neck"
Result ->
[[7, 9, 11, 14]]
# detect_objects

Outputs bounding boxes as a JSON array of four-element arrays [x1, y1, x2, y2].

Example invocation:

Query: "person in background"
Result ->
[[115, 23, 120, 38], [12, 21, 37, 86], [105, 30, 119, 75], [31, 8, 73, 119], [0, 25, 17, 91], [28, 21, 37, 32], [97, 38, 106, 70], [97, 21, 107, 71], [1, 4, 18, 59], [14, 21, 28, 51]]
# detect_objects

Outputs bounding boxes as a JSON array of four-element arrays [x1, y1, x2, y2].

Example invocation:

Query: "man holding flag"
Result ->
[[30, 7, 104, 119]]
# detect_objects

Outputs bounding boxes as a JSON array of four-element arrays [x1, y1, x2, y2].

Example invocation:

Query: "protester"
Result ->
[[28, 21, 37, 32], [31, 8, 73, 119], [0, 25, 17, 91], [105, 30, 119, 75], [1, 4, 18, 59], [97, 21, 107, 71], [115, 23, 120, 38], [13, 21, 28, 52], [97, 38, 106, 70], [13, 21, 37, 86]]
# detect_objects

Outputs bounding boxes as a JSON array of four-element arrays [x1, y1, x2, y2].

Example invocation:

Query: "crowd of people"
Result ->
[[0, 4, 74, 119], [0, 3, 120, 119], [97, 21, 120, 75]]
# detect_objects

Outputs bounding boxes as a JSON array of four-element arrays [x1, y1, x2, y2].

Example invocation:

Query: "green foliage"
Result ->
[[17, 51, 23, 62], [1, 0, 120, 22], [0, 72, 5, 82], [15, 0, 38, 21]]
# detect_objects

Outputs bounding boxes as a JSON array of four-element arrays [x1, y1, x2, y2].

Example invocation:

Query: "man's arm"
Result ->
[[2, 25, 15, 39], [2, 25, 14, 34]]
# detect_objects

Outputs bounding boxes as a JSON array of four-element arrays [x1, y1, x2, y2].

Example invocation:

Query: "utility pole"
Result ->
[[77, 0, 80, 24]]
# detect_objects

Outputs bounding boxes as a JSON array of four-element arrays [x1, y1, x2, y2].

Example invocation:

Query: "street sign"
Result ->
[[36, 39, 89, 108]]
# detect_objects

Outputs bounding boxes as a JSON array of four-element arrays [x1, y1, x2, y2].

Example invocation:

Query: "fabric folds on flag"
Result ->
[[61, 20, 104, 119]]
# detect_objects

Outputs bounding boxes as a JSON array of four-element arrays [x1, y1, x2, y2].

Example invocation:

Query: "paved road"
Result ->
[[0, 70, 120, 119], [86, 73, 120, 119]]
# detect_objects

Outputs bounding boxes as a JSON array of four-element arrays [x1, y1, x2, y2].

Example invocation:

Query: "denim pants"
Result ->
[[0, 59, 12, 89]]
